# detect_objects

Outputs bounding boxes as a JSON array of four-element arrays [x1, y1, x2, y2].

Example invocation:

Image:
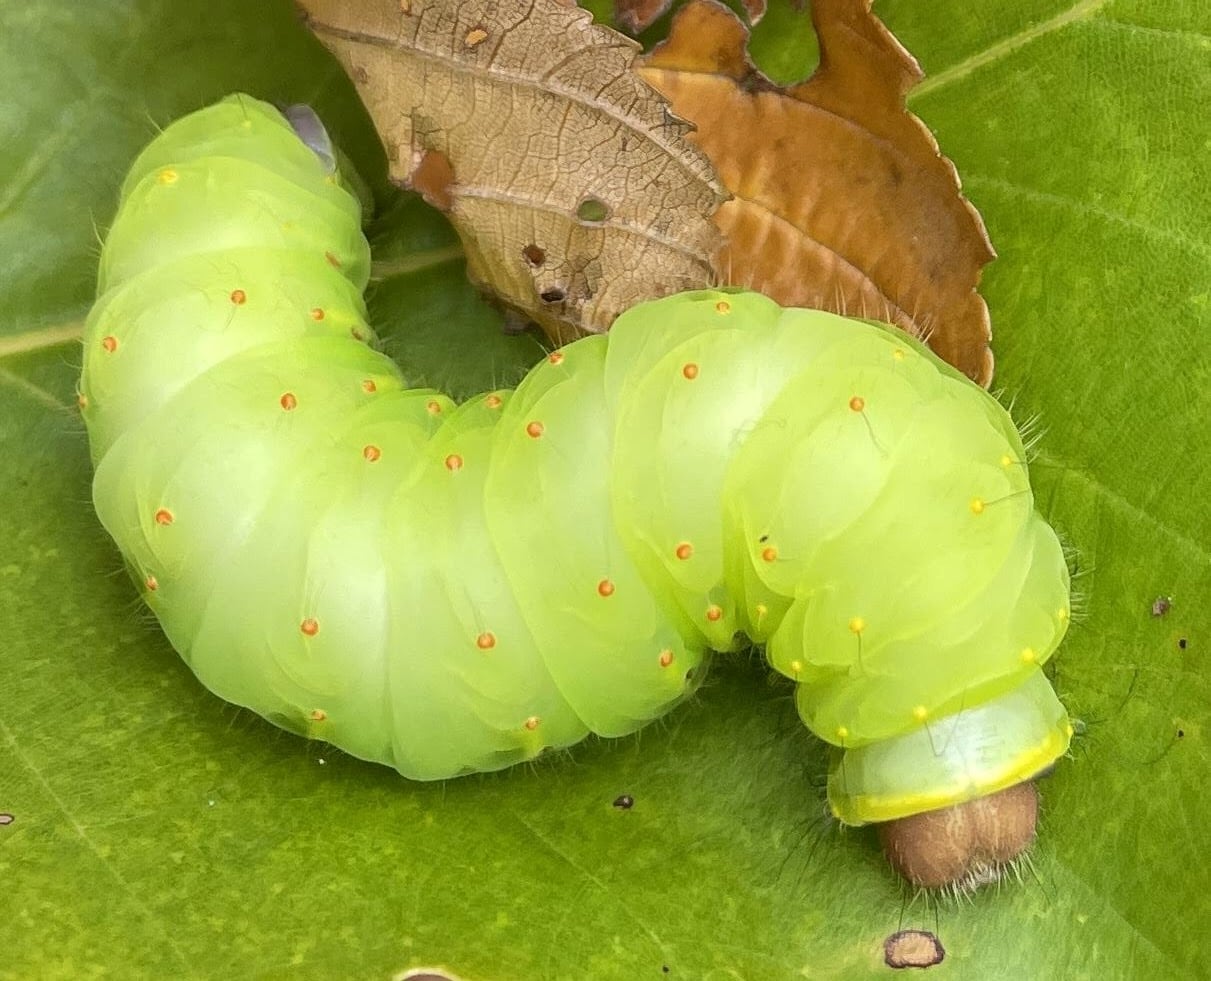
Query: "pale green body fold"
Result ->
[[81, 95, 1072, 822]]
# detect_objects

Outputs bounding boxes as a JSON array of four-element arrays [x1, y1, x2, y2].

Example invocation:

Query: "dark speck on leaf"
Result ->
[[1178, 637, 1188, 650], [613, 794, 635, 810]]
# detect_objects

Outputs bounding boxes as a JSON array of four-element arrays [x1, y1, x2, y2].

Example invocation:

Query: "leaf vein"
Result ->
[[910, 0, 1111, 99]]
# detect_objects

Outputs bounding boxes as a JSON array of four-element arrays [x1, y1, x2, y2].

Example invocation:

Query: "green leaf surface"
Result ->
[[1, 1, 1207, 978]]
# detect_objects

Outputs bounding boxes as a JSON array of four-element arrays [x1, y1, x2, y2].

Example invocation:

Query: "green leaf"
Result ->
[[1, 1, 1207, 978]]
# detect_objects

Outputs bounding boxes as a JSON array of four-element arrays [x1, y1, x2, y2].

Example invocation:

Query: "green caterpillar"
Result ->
[[80, 95, 1072, 872]]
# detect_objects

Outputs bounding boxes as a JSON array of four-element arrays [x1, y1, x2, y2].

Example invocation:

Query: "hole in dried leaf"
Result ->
[[522, 243, 546, 267], [575, 196, 610, 224], [539, 287, 566, 304]]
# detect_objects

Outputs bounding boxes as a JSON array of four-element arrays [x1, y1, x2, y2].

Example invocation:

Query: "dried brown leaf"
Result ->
[[636, 0, 996, 384], [299, 0, 725, 344]]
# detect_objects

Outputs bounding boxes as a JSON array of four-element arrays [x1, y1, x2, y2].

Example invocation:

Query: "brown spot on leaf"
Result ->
[[1151, 596, 1172, 617], [637, 0, 996, 385], [300, 0, 723, 345], [884, 930, 945, 969], [523, 243, 546, 267], [409, 150, 456, 212]]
